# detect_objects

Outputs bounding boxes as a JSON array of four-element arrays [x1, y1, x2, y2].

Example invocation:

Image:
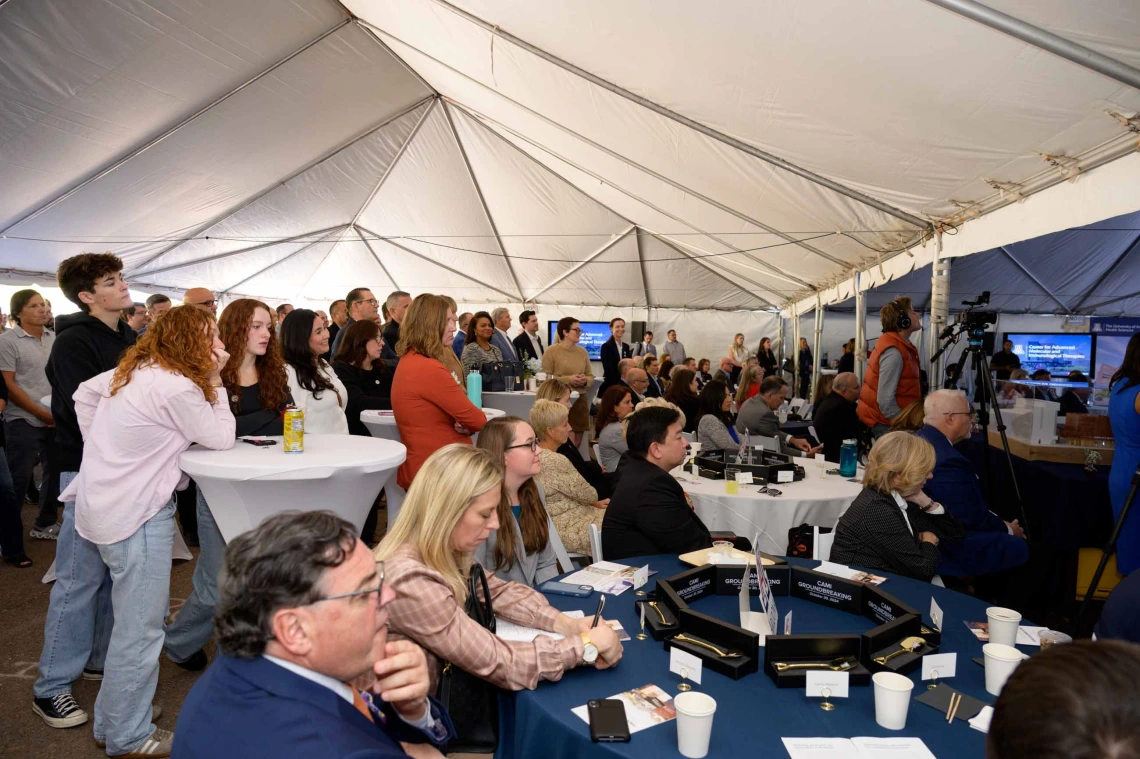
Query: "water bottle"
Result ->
[[467, 370, 483, 409], [839, 439, 858, 477]]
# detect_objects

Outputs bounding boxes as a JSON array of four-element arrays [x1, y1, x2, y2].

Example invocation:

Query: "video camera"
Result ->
[[958, 291, 997, 332]]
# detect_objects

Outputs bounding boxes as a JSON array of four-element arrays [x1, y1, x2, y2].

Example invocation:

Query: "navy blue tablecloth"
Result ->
[[499, 555, 1029, 759]]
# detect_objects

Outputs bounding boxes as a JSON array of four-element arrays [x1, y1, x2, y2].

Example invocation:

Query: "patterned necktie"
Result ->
[[350, 688, 374, 724]]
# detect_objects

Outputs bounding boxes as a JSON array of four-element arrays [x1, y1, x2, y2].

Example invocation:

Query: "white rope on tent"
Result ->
[[220, 227, 348, 295], [132, 225, 348, 280], [529, 226, 637, 301]]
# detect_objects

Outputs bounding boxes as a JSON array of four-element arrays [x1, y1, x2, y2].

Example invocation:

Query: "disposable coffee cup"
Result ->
[[872, 671, 914, 730], [983, 643, 1023, 696], [674, 691, 717, 759], [986, 607, 1022, 648]]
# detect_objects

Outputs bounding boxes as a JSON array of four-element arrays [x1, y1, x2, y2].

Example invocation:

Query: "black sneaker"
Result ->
[[170, 649, 207, 671], [81, 667, 103, 681], [32, 693, 88, 728]]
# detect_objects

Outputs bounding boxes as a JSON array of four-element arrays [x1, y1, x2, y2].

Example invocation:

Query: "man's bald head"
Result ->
[[183, 287, 217, 315], [626, 368, 649, 394], [718, 357, 733, 372], [924, 389, 973, 444], [618, 358, 635, 378], [833, 372, 861, 402]]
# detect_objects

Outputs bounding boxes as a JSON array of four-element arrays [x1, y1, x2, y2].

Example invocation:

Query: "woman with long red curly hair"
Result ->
[[58, 305, 235, 756], [163, 298, 292, 672]]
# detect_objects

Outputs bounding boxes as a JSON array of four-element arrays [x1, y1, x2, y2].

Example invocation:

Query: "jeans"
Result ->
[[33, 472, 114, 698], [0, 448, 24, 558], [93, 501, 174, 755], [163, 490, 224, 663], [5, 419, 58, 530]]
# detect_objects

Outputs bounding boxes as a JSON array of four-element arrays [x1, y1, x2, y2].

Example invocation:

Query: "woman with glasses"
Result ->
[[375, 444, 623, 691], [473, 416, 557, 587], [541, 317, 594, 448], [280, 309, 349, 435], [531, 400, 608, 556]]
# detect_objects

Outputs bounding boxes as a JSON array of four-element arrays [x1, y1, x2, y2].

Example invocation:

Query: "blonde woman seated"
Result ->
[[830, 431, 964, 582], [536, 382, 614, 499], [531, 400, 609, 555], [375, 444, 622, 691], [473, 416, 558, 587]]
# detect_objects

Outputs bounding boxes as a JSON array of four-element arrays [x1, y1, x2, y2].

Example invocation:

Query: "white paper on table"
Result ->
[[1017, 626, 1049, 645], [633, 565, 649, 589], [921, 652, 957, 681], [571, 684, 677, 734], [805, 670, 849, 698], [737, 470, 754, 484], [781, 737, 857, 759], [781, 737, 937, 759], [777, 470, 794, 483], [929, 597, 944, 632], [815, 561, 888, 586], [784, 610, 793, 635], [669, 646, 703, 685], [969, 705, 994, 733], [562, 560, 638, 595]]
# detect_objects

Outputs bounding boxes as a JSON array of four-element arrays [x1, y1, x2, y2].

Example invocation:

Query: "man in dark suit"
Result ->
[[174, 511, 454, 759], [512, 309, 543, 362], [711, 357, 735, 393], [643, 355, 663, 398], [602, 406, 712, 560], [734, 376, 817, 453], [812, 372, 864, 462], [914, 390, 1029, 579]]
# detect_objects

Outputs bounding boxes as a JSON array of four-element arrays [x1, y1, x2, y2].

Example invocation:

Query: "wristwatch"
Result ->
[[580, 632, 599, 665]]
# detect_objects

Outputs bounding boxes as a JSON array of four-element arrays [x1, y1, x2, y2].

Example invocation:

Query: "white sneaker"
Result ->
[[120, 728, 174, 758], [30, 523, 61, 540]]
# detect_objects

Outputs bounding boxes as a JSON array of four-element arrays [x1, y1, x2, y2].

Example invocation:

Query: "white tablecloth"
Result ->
[[674, 457, 862, 555], [360, 407, 506, 444], [483, 388, 587, 454], [180, 434, 405, 541]]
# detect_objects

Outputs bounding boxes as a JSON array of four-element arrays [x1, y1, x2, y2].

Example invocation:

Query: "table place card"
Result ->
[[921, 652, 957, 681], [633, 565, 649, 590], [784, 610, 793, 635], [805, 670, 849, 698], [736, 470, 754, 484], [777, 470, 794, 483], [929, 598, 943, 632], [669, 646, 703, 684]]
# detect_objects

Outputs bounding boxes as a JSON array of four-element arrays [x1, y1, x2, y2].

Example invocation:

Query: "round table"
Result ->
[[481, 390, 580, 421], [179, 434, 405, 542], [503, 554, 1032, 759], [359, 407, 506, 444], [674, 457, 862, 554]]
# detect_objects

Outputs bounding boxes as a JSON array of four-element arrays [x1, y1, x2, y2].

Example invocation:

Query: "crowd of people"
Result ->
[[3, 254, 1139, 758]]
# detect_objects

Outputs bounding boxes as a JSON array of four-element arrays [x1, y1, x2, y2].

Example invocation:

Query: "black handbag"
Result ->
[[786, 523, 832, 558], [480, 360, 524, 392], [437, 563, 500, 754]]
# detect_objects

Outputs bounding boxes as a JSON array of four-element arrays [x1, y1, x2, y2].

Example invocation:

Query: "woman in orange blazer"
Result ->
[[391, 294, 486, 489]]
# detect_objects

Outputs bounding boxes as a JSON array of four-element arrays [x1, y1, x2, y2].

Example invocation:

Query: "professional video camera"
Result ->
[[957, 291, 997, 333]]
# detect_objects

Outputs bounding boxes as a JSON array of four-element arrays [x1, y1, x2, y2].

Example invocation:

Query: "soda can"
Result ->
[[283, 406, 304, 453]]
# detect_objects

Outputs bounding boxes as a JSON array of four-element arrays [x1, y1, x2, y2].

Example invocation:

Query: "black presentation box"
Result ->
[[713, 555, 790, 597], [862, 613, 938, 675], [656, 579, 689, 620], [694, 449, 803, 485], [637, 599, 680, 641], [664, 608, 760, 680], [762, 633, 872, 688], [861, 585, 942, 645], [664, 565, 717, 604], [790, 567, 863, 614]]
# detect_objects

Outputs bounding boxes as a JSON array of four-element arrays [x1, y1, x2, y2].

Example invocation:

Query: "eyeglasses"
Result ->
[[311, 560, 385, 604], [190, 299, 217, 308], [758, 486, 783, 497], [568, 327, 582, 333], [353, 298, 380, 308], [946, 411, 978, 420], [506, 438, 539, 452]]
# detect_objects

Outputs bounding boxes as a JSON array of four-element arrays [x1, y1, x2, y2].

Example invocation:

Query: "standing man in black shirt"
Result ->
[[990, 339, 1022, 381]]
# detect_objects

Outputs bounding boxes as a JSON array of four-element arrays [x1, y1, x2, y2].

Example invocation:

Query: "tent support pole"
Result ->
[[125, 95, 433, 277], [929, 228, 951, 382], [425, 0, 931, 230], [854, 272, 866, 385], [811, 296, 824, 402], [354, 226, 400, 290], [355, 224, 519, 302], [530, 226, 636, 300], [998, 245, 1072, 314], [441, 102, 525, 301], [1, 19, 353, 237], [792, 313, 801, 397], [1072, 232, 1140, 312], [349, 99, 436, 226], [634, 230, 652, 307], [220, 227, 347, 295], [925, 0, 1140, 91], [133, 225, 347, 280]]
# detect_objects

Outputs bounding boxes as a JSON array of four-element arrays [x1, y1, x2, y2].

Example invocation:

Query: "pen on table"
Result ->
[[591, 595, 606, 628]]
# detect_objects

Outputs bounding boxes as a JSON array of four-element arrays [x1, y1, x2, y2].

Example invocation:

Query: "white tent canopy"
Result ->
[[2, 0, 1139, 316]]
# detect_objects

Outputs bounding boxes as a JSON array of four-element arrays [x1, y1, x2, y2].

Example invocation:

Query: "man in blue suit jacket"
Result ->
[[915, 390, 1029, 578], [174, 511, 454, 759]]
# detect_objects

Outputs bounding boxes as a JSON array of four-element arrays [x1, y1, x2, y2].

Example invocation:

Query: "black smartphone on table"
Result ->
[[587, 699, 631, 743], [241, 438, 276, 447]]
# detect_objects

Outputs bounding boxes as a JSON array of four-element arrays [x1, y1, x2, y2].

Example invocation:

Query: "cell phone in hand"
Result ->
[[588, 699, 631, 743]]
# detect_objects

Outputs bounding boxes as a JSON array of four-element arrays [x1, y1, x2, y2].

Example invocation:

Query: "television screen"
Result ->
[[548, 320, 611, 361], [1092, 334, 1128, 407], [1003, 332, 1092, 377]]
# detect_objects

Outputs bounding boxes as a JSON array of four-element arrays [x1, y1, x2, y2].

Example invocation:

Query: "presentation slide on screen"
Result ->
[[548, 321, 610, 361], [1005, 333, 1092, 376]]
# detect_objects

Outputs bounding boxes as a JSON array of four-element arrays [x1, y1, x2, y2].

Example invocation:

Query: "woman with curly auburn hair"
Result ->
[[163, 298, 294, 672], [58, 305, 235, 755]]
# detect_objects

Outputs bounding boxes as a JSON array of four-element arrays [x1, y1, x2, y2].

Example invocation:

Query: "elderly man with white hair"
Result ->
[[914, 390, 1029, 582], [812, 371, 863, 462]]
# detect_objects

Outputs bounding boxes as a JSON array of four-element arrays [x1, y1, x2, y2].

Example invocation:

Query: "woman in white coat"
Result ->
[[280, 309, 349, 434]]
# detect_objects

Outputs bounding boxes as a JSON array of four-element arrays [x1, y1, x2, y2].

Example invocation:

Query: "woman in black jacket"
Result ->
[[830, 431, 964, 582], [664, 368, 701, 434], [756, 337, 779, 378], [599, 317, 631, 394], [332, 320, 393, 436]]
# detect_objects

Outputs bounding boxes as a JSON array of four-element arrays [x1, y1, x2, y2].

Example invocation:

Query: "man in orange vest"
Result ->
[[858, 297, 923, 438]]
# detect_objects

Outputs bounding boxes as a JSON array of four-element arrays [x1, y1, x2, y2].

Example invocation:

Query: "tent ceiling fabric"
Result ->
[[0, 0, 1138, 313]]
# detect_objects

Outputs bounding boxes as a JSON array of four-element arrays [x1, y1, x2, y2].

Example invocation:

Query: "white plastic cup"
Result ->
[[983, 643, 1023, 696], [986, 607, 1022, 648], [872, 671, 914, 730], [674, 691, 717, 759]]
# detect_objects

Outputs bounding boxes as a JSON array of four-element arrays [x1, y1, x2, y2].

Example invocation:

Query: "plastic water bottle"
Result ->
[[467, 370, 482, 409], [839, 439, 858, 477]]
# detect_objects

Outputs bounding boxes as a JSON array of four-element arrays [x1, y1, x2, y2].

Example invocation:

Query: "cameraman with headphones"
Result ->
[[858, 298, 922, 439]]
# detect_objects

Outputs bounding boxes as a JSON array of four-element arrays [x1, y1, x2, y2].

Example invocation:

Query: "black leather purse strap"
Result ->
[[466, 563, 496, 632]]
